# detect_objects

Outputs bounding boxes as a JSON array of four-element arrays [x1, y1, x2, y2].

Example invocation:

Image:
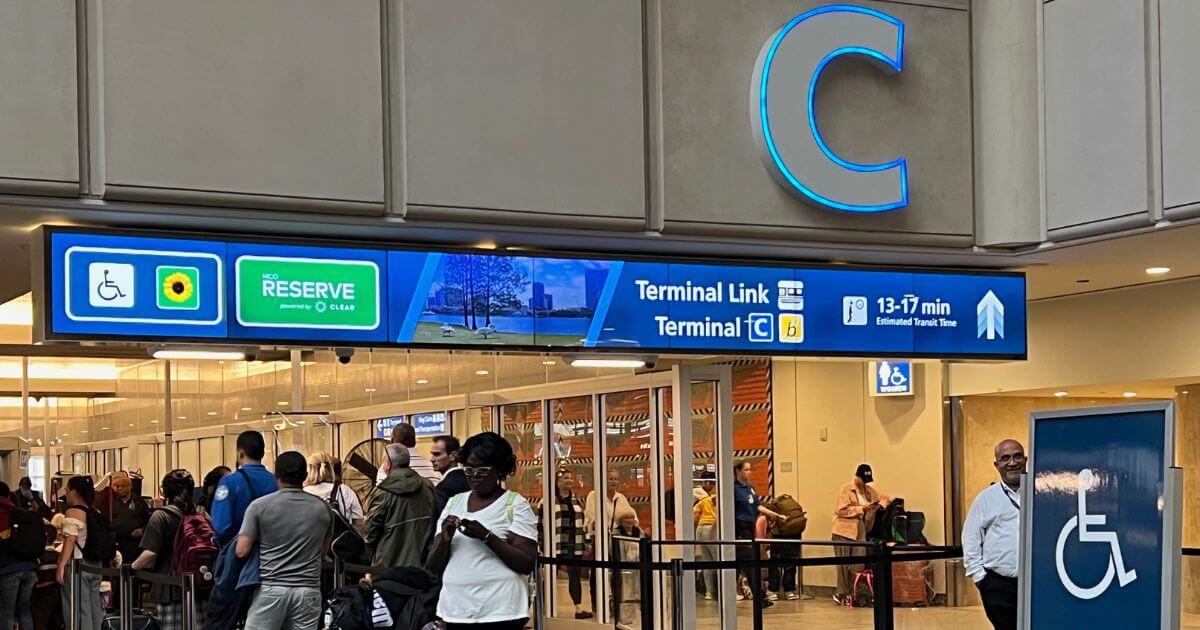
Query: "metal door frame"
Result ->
[[667, 364, 735, 630]]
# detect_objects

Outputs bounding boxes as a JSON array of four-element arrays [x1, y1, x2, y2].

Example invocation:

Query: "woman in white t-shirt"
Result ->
[[427, 432, 538, 630], [303, 452, 365, 530]]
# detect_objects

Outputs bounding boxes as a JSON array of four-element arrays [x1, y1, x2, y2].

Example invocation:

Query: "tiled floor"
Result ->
[[550, 584, 1200, 628]]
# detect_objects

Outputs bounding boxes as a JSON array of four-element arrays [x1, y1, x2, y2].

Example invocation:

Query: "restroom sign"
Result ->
[[869, 360, 911, 396]]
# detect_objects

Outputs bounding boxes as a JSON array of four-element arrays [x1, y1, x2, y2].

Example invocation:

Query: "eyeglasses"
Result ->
[[463, 466, 495, 478]]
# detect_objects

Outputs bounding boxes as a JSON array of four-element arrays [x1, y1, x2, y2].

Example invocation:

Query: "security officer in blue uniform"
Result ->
[[205, 431, 277, 630]]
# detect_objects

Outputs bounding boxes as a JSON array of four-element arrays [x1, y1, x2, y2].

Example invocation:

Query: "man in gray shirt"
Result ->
[[236, 451, 333, 630]]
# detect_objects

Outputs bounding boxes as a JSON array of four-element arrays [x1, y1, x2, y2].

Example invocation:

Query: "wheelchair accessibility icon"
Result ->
[[1055, 469, 1137, 600]]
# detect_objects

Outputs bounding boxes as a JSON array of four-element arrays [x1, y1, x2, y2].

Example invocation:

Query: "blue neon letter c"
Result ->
[[750, 5, 907, 213]]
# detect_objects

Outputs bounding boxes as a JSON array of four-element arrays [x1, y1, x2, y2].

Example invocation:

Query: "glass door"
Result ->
[[480, 369, 729, 630], [655, 365, 735, 630]]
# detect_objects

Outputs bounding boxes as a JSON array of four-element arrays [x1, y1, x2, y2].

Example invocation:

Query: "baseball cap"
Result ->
[[856, 464, 874, 484]]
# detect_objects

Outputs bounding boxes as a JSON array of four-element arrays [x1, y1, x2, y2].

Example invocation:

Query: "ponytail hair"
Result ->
[[305, 452, 336, 486], [66, 475, 96, 507], [162, 470, 196, 514]]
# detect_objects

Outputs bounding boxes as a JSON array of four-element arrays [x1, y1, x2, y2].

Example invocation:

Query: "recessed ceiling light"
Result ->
[[150, 419, 160, 424], [1054, 391, 1068, 398], [475, 370, 489, 376], [416, 379, 429, 385], [61, 433, 68, 437], [318, 394, 330, 399], [365, 388, 377, 393], [1123, 392, 1138, 398], [570, 357, 647, 369], [1146, 267, 1171, 275], [152, 349, 246, 361], [100, 427, 109, 430], [542, 360, 557, 366], [81, 430, 87, 434], [127, 423, 134, 428], [277, 401, 288, 406], [207, 411, 217, 416]]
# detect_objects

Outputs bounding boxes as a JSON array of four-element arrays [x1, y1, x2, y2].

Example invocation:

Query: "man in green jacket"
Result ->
[[365, 444, 437, 568]]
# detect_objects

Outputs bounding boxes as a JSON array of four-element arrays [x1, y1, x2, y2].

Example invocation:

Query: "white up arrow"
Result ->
[[976, 290, 1005, 340]]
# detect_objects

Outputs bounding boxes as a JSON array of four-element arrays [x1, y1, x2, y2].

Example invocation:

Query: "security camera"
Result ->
[[642, 356, 658, 370], [334, 348, 355, 365]]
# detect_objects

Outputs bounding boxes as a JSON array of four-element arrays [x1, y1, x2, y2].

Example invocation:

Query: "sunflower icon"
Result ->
[[157, 267, 199, 310], [163, 272, 194, 303]]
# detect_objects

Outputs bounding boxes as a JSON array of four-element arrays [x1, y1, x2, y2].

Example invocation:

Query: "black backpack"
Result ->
[[323, 585, 374, 630], [4, 505, 47, 561], [73, 505, 117, 564], [326, 484, 366, 562]]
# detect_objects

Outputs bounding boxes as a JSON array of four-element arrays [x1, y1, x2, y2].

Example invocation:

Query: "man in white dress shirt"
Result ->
[[962, 439, 1025, 630], [376, 423, 441, 484]]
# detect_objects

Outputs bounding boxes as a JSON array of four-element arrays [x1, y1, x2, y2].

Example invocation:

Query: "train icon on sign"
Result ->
[[777, 280, 804, 311]]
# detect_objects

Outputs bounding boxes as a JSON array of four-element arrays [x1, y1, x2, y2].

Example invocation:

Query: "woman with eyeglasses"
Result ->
[[426, 432, 538, 630]]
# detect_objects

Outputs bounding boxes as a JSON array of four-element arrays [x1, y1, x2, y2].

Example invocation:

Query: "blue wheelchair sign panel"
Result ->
[[1022, 403, 1180, 630], [869, 360, 911, 396]]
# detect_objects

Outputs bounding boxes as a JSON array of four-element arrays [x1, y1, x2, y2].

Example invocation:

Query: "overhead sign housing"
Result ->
[[35, 227, 1026, 359]]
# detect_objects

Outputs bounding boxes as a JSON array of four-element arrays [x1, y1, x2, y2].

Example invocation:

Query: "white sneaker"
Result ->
[[704, 594, 716, 601], [784, 592, 800, 601], [800, 593, 815, 601], [736, 593, 747, 601], [766, 592, 779, 601]]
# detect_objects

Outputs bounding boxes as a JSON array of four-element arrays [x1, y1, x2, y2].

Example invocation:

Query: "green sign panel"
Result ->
[[235, 256, 380, 329]]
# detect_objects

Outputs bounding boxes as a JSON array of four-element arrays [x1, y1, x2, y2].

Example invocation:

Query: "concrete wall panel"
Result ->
[[1160, 0, 1200, 210], [1044, 0, 1147, 230], [103, 0, 384, 204], [0, 1, 78, 184], [661, 0, 973, 241], [404, 0, 646, 219]]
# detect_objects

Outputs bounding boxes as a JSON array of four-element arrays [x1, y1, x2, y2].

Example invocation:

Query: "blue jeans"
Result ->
[[0, 570, 36, 630]]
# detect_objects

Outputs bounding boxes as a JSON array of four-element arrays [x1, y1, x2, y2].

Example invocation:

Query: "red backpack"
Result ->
[[164, 506, 219, 581]]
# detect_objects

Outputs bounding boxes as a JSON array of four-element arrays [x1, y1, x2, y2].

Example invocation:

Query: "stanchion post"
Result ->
[[334, 557, 346, 591], [670, 558, 685, 630], [533, 560, 544, 630], [120, 565, 134, 630], [182, 572, 196, 630], [638, 537, 653, 630], [872, 542, 895, 630], [751, 541, 764, 630]]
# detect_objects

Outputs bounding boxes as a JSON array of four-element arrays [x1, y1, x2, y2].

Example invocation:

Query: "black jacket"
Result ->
[[421, 468, 470, 559]]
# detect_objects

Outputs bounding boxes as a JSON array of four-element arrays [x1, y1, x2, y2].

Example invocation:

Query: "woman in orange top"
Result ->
[[831, 464, 891, 605]]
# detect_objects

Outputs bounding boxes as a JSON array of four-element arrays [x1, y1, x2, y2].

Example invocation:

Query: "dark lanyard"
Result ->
[[1001, 484, 1020, 511]]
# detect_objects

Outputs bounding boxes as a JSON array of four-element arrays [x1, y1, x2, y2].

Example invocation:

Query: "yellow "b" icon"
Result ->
[[779, 314, 804, 343]]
